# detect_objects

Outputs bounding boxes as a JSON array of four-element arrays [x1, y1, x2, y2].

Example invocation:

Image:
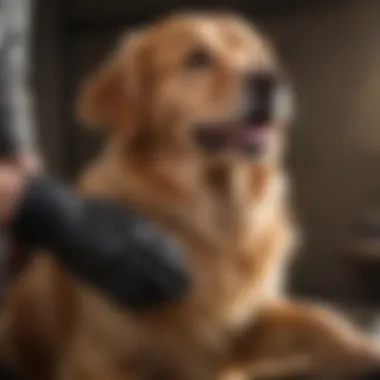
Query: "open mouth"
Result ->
[[193, 70, 291, 157], [194, 122, 272, 157]]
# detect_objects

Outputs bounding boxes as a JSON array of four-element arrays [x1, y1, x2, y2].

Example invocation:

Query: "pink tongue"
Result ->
[[239, 125, 270, 144]]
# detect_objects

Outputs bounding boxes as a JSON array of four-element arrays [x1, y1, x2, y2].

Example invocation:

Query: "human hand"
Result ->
[[0, 155, 40, 227]]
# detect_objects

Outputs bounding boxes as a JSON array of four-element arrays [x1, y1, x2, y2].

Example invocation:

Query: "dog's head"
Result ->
[[77, 12, 294, 163]]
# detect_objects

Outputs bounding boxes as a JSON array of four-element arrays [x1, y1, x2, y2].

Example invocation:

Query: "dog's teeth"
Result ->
[[274, 84, 295, 121]]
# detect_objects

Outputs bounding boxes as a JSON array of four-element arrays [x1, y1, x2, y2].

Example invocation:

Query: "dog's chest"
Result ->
[[138, 170, 293, 340], [77, 163, 294, 379], [187, 174, 292, 327]]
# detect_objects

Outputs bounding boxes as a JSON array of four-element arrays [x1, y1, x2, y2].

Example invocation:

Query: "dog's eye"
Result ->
[[184, 47, 212, 70]]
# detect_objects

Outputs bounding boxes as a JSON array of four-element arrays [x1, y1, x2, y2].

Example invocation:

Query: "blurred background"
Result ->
[[31, 0, 380, 316]]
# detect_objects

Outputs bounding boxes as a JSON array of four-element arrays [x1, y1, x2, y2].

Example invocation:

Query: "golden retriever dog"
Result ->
[[2, 11, 380, 380]]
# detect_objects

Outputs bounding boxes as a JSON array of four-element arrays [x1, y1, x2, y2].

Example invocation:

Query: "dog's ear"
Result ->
[[76, 55, 124, 129], [76, 32, 147, 132]]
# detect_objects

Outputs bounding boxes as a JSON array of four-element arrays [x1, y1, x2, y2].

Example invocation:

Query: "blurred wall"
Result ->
[[34, 0, 380, 303], [263, 0, 380, 301]]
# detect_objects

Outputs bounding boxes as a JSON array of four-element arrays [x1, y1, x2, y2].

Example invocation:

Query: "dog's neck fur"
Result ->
[[79, 139, 284, 253]]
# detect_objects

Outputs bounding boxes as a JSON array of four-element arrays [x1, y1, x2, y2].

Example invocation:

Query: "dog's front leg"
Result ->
[[56, 338, 133, 380], [226, 301, 380, 378]]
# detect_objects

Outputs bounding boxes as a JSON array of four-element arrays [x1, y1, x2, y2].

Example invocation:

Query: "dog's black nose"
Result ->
[[246, 71, 278, 124]]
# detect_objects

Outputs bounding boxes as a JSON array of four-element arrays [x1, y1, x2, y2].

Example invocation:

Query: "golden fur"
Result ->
[[2, 12, 380, 380]]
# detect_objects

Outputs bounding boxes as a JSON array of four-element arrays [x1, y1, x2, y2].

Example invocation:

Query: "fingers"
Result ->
[[0, 154, 41, 226], [0, 166, 24, 225]]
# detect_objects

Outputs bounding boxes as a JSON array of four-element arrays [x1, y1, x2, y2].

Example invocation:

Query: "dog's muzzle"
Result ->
[[194, 70, 293, 157]]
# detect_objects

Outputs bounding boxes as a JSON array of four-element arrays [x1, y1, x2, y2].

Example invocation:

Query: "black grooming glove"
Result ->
[[10, 176, 189, 310]]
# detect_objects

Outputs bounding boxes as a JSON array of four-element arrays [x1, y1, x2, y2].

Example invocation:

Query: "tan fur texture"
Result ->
[[2, 12, 380, 380]]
